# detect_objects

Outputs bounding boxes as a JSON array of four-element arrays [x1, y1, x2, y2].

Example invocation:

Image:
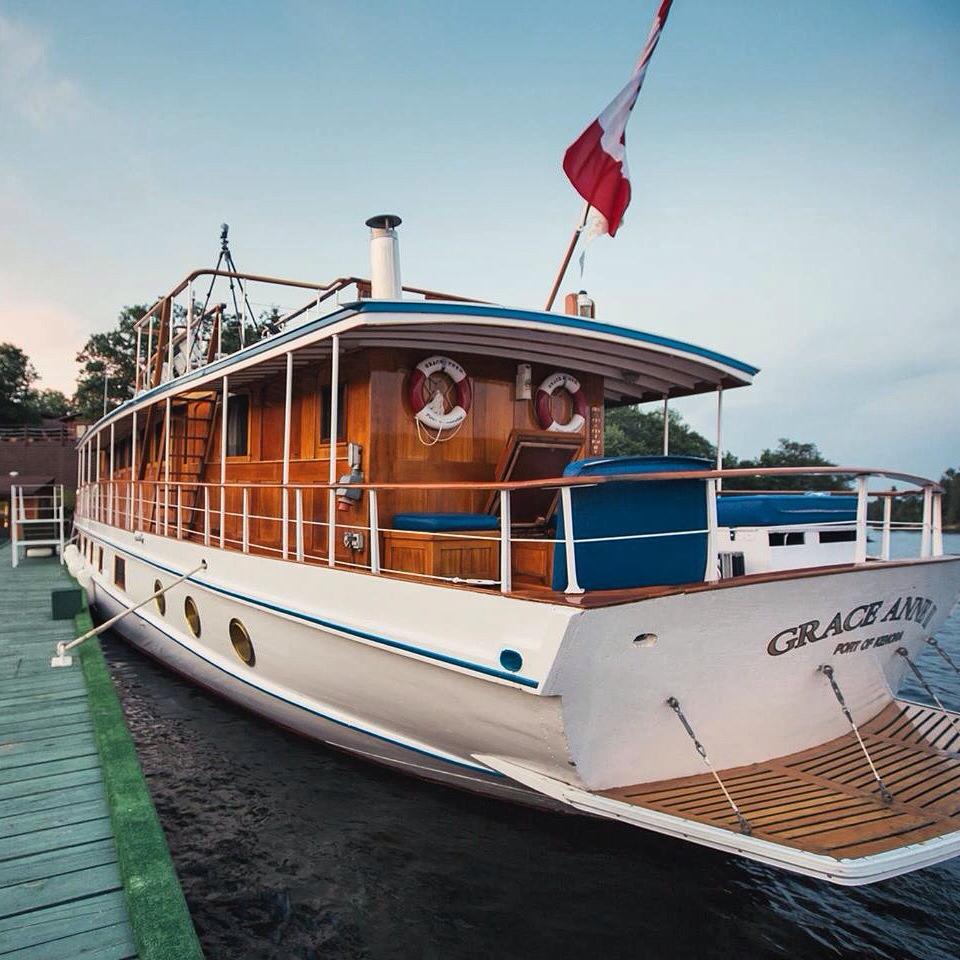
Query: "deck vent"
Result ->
[[365, 214, 402, 299]]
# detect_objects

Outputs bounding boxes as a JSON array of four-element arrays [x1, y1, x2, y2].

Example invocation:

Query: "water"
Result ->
[[102, 531, 960, 959]]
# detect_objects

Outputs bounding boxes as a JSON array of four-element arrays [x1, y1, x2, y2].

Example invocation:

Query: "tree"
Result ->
[[33, 389, 71, 419], [0, 343, 39, 423], [732, 438, 843, 491], [605, 405, 717, 461], [73, 305, 145, 421]]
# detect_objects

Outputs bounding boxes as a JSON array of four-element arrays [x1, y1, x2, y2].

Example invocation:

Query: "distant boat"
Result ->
[[71, 215, 960, 886]]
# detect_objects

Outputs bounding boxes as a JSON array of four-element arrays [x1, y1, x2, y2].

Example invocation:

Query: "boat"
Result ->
[[69, 215, 960, 885]]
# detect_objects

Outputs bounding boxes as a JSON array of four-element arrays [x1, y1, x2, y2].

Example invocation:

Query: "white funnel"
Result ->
[[365, 214, 402, 299]]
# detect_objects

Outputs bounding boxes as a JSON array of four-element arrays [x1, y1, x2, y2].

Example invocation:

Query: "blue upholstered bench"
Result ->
[[552, 455, 711, 592], [391, 512, 499, 533], [716, 494, 857, 528]]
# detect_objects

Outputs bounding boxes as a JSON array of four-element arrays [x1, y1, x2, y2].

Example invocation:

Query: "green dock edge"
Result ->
[[73, 600, 204, 960]]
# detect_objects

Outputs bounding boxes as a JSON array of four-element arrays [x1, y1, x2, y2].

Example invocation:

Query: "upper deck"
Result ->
[[73, 221, 947, 602]]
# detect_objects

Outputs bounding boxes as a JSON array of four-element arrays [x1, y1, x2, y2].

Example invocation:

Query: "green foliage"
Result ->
[[604, 406, 716, 461], [73, 305, 145, 421], [33, 388, 71, 418], [604, 406, 840, 490], [733, 438, 843, 491], [870, 467, 960, 530], [0, 343, 39, 423]]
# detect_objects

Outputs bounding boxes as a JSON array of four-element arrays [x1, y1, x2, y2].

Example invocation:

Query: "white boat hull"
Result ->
[[78, 519, 960, 881]]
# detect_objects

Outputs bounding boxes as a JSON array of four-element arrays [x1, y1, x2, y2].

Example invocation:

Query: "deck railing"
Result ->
[[9, 485, 66, 568], [74, 467, 946, 595]]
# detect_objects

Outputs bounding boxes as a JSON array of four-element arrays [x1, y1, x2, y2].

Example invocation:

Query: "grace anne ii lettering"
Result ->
[[767, 596, 938, 657]]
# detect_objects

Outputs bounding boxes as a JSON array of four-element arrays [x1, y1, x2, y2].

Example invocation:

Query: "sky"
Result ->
[[0, 0, 957, 478]]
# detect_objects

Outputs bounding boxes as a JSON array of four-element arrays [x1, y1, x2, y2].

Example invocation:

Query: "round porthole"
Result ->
[[154, 580, 166, 616], [229, 619, 255, 667], [499, 649, 523, 673], [184, 596, 201, 638]]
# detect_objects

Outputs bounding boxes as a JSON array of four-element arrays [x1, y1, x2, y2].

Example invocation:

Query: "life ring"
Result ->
[[536, 372, 587, 433], [407, 355, 472, 431]]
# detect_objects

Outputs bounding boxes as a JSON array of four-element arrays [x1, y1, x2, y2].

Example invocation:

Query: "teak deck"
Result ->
[[603, 700, 960, 860]]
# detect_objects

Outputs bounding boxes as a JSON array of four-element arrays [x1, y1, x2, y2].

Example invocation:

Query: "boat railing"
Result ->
[[131, 269, 483, 394], [74, 467, 947, 595]]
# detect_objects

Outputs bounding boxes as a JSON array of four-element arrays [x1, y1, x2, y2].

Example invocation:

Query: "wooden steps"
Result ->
[[602, 700, 960, 861]]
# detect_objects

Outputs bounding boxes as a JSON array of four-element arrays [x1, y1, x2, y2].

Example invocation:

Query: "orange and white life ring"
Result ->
[[407, 355, 472, 431], [536, 371, 587, 433]]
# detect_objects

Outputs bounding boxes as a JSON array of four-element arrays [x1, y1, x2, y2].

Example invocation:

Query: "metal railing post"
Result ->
[[219, 484, 226, 549], [176, 484, 183, 539], [203, 487, 211, 546], [560, 486, 583, 595], [705, 478, 719, 582], [242, 487, 250, 553], [932, 492, 943, 558], [855, 476, 868, 564], [921, 486, 933, 558], [368, 489, 380, 574], [499, 489, 512, 594], [295, 488, 304, 563], [881, 495, 892, 560], [10, 484, 19, 567], [58, 485, 65, 558]]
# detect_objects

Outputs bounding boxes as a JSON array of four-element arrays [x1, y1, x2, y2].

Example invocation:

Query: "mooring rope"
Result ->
[[666, 696, 752, 835], [895, 647, 960, 745], [818, 665, 893, 804], [926, 637, 960, 678]]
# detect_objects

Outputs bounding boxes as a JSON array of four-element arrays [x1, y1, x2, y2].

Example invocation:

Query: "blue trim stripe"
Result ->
[[94, 579, 499, 776], [82, 528, 539, 689], [350, 300, 761, 376]]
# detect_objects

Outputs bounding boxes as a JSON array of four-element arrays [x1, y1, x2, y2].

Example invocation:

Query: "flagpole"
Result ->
[[544, 201, 591, 312]]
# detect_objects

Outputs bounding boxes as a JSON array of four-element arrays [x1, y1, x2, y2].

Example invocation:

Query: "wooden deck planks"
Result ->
[[0, 552, 138, 960], [603, 700, 960, 861]]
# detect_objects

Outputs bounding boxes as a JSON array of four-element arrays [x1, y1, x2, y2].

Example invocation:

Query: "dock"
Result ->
[[0, 545, 202, 959]]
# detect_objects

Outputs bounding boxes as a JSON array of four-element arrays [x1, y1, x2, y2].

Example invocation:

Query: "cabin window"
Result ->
[[226, 394, 249, 457], [184, 596, 201, 637], [769, 532, 804, 547], [320, 383, 346, 442], [229, 618, 255, 666], [114, 556, 125, 590], [819, 530, 857, 543], [97, 546, 103, 573], [154, 579, 166, 616]]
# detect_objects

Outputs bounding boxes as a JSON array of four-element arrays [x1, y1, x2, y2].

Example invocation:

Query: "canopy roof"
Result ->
[[84, 299, 758, 443]]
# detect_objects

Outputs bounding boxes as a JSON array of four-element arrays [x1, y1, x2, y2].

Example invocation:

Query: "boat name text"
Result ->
[[766, 596, 937, 657]]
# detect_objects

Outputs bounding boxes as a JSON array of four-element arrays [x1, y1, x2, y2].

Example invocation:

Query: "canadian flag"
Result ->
[[562, 0, 674, 237]]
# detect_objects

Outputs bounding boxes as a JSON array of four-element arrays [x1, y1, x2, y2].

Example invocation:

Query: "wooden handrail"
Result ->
[[81, 466, 944, 495]]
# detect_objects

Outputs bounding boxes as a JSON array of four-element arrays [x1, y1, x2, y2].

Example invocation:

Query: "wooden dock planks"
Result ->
[[603, 700, 960, 861], [0, 550, 137, 959]]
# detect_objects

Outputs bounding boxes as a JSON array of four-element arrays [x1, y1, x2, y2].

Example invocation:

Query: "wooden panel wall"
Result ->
[[98, 343, 604, 557]]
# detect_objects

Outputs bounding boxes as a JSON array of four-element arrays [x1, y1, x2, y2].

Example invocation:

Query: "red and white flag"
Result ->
[[562, 0, 674, 237]]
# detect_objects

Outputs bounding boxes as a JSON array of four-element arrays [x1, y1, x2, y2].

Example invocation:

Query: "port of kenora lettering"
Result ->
[[66, 0, 960, 886]]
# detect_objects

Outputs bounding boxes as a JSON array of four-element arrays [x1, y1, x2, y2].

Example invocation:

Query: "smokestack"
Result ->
[[365, 214, 402, 299]]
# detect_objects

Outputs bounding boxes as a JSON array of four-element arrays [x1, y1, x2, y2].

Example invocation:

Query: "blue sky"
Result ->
[[0, 0, 957, 477]]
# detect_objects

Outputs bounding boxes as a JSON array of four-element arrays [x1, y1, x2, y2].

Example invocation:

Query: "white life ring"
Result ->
[[407, 355, 472, 431], [536, 371, 587, 433]]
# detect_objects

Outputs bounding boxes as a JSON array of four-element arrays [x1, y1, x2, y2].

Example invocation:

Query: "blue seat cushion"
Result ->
[[717, 494, 857, 528], [391, 512, 499, 533], [553, 456, 711, 592]]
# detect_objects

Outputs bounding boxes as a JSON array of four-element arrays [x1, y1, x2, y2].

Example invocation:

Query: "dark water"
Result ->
[[102, 532, 960, 960]]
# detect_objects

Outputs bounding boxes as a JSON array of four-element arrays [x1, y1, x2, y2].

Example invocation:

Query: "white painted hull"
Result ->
[[78, 519, 960, 880]]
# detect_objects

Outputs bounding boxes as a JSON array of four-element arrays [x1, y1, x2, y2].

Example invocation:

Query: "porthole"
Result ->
[[499, 649, 523, 673], [184, 596, 201, 637], [154, 579, 166, 616], [229, 618, 255, 666]]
